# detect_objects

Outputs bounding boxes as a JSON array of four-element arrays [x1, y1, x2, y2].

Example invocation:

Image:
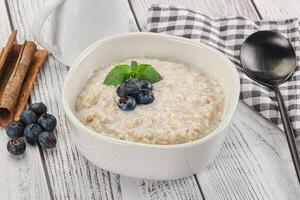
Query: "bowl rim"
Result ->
[[62, 32, 240, 149]]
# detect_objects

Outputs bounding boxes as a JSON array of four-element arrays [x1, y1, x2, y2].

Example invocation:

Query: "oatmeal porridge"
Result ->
[[75, 58, 225, 144]]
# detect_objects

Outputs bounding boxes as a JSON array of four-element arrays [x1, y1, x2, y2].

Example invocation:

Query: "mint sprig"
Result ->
[[103, 61, 163, 86]]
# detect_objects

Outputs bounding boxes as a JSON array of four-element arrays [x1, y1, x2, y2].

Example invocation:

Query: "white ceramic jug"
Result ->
[[32, 0, 129, 66]]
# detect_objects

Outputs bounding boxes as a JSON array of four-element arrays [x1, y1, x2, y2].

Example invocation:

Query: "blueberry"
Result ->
[[139, 80, 153, 90], [24, 124, 42, 144], [38, 113, 57, 132], [122, 79, 141, 97], [116, 84, 126, 97], [137, 90, 155, 104], [29, 102, 47, 117], [124, 79, 140, 96], [117, 96, 136, 111], [20, 109, 37, 125], [6, 121, 25, 138], [38, 131, 57, 149], [7, 138, 26, 156]]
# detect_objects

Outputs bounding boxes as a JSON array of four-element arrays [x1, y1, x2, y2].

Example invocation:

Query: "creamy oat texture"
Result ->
[[76, 58, 225, 144]]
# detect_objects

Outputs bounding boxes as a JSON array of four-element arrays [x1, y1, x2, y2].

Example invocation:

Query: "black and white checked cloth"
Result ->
[[147, 5, 300, 136]]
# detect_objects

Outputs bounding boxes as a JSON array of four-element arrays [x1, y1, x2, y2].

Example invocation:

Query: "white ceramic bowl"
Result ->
[[62, 32, 240, 180]]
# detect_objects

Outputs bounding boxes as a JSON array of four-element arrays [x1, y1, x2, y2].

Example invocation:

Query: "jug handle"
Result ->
[[32, 0, 65, 55]]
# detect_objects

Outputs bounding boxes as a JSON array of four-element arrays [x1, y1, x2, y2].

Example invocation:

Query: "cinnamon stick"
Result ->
[[0, 31, 17, 72], [13, 49, 48, 121]]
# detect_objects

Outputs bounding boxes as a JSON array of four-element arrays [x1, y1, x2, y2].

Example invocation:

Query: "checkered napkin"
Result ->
[[147, 5, 300, 136]]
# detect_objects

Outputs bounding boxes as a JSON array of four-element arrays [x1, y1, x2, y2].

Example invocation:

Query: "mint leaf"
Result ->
[[136, 64, 163, 83], [103, 65, 132, 85]]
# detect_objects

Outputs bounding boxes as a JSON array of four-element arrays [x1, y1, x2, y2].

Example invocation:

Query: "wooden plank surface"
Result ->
[[197, 102, 300, 200], [252, 0, 300, 19], [120, 176, 203, 200], [0, 1, 51, 200], [1, 0, 300, 199]]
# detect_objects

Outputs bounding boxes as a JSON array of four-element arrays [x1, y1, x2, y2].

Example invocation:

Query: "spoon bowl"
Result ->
[[240, 30, 296, 87]]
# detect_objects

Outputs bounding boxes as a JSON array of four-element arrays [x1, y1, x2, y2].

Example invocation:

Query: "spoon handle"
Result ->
[[274, 86, 300, 184]]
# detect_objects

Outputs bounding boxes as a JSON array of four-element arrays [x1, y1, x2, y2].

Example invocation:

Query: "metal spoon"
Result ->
[[240, 30, 300, 184]]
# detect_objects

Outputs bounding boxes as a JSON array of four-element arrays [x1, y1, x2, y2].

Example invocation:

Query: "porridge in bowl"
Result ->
[[75, 58, 225, 144]]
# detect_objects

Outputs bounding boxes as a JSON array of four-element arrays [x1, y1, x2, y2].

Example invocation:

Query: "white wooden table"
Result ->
[[1, 0, 300, 199]]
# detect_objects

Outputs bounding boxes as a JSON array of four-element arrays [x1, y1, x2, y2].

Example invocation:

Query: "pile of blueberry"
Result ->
[[6, 102, 57, 156], [116, 79, 154, 111]]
